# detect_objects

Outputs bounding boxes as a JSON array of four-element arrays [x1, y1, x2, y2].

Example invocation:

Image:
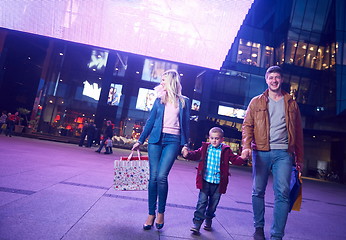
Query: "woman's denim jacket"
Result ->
[[138, 96, 190, 146]]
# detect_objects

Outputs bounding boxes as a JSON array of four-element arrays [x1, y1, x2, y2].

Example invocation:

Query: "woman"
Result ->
[[132, 69, 190, 230]]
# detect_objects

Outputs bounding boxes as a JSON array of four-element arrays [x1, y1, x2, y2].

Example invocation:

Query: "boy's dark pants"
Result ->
[[105, 146, 113, 154], [193, 180, 221, 226]]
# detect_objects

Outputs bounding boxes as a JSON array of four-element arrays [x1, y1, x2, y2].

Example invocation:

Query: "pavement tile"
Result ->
[[0, 135, 346, 240]]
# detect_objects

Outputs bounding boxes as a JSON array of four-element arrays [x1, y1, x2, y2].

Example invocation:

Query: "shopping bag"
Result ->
[[289, 167, 303, 212], [114, 150, 149, 191]]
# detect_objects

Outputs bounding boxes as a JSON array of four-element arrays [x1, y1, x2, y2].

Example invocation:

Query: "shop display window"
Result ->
[[191, 99, 200, 111], [113, 53, 128, 77], [218, 105, 246, 119], [87, 50, 109, 73], [135, 88, 157, 111], [285, 40, 334, 70], [107, 84, 123, 106], [237, 39, 260, 66], [142, 59, 178, 83]]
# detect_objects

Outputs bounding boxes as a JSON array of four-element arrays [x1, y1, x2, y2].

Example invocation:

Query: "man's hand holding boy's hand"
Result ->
[[241, 148, 251, 160], [181, 146, 189, 158]]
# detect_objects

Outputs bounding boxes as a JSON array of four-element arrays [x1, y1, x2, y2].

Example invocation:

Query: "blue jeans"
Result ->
[[193, 180, 221, 225], [147, 133, 180, 215], [252, 150, 293, 240]]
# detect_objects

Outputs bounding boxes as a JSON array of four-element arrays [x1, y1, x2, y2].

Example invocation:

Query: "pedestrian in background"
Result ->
[[0, 111, 7, 134], [78, 121, 88, 147], [86, 123, 96, 148]]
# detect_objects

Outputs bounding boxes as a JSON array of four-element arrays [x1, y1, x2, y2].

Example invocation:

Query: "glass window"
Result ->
[[343, 43, 346, 65], [237, 39, 251, 65], [312, 0, 330, 32], [250, 42, 260, 67], [194, 73, 204, 93], [304, 43, 318, 69], [237, 39, 260, 66], [301, 0, 318, 31], [285, 40, 297, 64], [87, 49, 109, 74], [263, 46, 274, 68], [276, 42, 285, 65], [322, 45, 331, 69], [295, 42, 307, 67], [141, 58, 178, 83], [291, 0, 306, 29], [313, 46, 324, 70], [215, 75, 225, 93], [331, 43, 336, 67], [113, 53, 128, 77], [289, 76, 299, 100], [297, 77, 310, 104]]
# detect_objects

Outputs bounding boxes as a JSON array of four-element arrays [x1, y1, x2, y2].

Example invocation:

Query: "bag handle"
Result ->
[[127, 149, 141, 161]]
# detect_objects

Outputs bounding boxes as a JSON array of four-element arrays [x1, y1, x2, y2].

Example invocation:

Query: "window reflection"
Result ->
[[276, 43, 285, 65], [264, 46, 274, 68], [295, 42, 307, 66], [284, 40, 336, 70], [237, 39, 273, 67], [331, 43, 336, 67], [289, 76, 299, 100], [286, 40, 296, 65], [298, 78, 310, 104]]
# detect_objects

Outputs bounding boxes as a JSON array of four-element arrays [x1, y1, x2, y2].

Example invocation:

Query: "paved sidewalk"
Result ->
[[0, 135, 345, 240]]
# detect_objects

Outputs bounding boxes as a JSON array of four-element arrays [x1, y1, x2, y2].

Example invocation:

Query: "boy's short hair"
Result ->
[[209, 127, 224, 137]]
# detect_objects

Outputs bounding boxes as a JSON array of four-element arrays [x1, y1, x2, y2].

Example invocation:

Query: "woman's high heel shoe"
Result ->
[[155, 222, 164, 229], [143, 216, 155, 230], [155, 213, 164, 229]]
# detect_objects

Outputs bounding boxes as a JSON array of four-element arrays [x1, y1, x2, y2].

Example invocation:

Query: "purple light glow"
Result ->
[[0, 0, 254, 69]]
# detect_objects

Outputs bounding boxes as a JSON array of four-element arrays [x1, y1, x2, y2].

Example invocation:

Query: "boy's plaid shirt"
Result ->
[[204, 143, 223, 184]]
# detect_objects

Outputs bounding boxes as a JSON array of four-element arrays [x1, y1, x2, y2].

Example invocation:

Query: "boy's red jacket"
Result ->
[[185, 142, 245, 194]]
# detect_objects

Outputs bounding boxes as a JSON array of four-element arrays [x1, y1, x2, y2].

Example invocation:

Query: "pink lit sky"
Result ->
[[0, 0, 254, 69]]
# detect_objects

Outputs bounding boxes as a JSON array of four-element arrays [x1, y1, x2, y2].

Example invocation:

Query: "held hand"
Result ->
[[132, 142, 141, 151], [241, 149, 252, 160], [181, 146, 189, 158], [296, 163, 303, 173]]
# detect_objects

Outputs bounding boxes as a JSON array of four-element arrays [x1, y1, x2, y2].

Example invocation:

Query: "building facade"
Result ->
[[0, 0, 345, 182]]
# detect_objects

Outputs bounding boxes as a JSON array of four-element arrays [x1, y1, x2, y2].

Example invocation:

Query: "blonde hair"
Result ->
[[160, 69, 185, 108], [209, 127, 224, 137]]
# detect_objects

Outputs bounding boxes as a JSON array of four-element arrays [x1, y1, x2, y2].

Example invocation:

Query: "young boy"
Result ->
[[104, 137, 113, 154], [181, 127, 247, 234]]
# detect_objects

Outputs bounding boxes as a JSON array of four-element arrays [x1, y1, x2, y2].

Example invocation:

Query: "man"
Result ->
[[242, 66, 304, 240], [78, 121, 88, 147]]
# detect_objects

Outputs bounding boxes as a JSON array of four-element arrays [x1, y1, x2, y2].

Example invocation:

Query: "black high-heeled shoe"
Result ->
[[155, 213, 164, 229], [143, 216, 155, 230], [155, 222, 164, 229]]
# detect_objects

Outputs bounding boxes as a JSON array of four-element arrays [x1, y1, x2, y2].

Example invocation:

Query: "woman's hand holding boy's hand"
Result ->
[[181, 146, 189, 158], [132, 142, 141, 151]]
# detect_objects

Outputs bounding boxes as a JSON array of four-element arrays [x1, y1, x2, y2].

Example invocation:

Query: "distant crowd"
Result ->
[[77, 119, 139, 154], [0, 111, 20, 137]]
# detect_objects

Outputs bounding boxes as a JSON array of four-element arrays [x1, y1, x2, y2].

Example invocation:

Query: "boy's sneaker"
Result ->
[[253, 227, 265, 240], [203, 219, 212, 231], [190, 223, 201, 234]]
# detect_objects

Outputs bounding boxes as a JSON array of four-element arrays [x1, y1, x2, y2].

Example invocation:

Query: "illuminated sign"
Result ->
[[0, 0, 254, 69], [82, 81, 101, 101], [218, 105, 246, 119]]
